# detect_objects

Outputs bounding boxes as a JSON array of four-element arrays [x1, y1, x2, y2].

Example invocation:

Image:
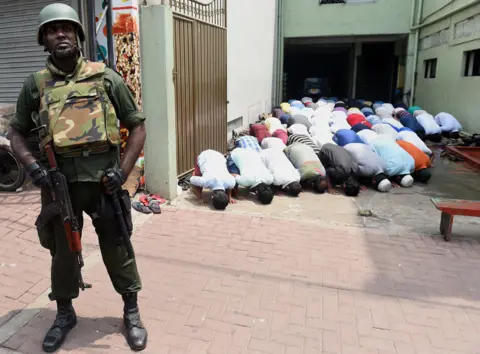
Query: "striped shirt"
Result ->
[[287, 134, 320, 155]]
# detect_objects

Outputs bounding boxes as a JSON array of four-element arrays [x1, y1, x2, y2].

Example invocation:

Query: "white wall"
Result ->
[[227, 0, 277, 129]]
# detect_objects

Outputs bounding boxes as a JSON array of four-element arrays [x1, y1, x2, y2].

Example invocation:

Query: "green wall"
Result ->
[[283, 0, 413, 38], [415, 2, 480, 133]]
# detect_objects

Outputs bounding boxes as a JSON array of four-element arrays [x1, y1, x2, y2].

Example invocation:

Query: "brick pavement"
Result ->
[[2, 201, 480, 353]]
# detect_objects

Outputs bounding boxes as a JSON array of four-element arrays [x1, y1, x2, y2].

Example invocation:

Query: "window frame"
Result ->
[[463, 49, 480, 77], [424, 58, 437, 79]]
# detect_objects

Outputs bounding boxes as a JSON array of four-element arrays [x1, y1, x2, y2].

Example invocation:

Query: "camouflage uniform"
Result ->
[[10, 55, 144, 301]]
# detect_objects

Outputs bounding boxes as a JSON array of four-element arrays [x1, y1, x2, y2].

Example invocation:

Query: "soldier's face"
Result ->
[[44, 21, 78, 58]]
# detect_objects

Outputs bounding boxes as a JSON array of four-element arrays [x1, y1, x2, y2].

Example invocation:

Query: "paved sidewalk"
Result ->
[[2, 203, 480, 353]]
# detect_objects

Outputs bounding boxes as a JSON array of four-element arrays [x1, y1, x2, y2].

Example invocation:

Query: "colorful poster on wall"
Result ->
[[95, 0, 145, 194]]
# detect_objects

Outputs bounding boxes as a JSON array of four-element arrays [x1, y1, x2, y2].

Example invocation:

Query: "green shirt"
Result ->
[[10, 58, 145, 183]]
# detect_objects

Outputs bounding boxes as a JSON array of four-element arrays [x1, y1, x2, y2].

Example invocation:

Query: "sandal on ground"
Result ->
[[139, 195, 162, 214], [132, 201, 152, 214]]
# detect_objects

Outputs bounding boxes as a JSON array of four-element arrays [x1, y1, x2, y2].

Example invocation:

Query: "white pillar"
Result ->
[[139, 2, 178, 200]]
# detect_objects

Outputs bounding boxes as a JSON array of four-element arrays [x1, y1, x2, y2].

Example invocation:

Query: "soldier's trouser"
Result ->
[[39, 182, 142, 301]]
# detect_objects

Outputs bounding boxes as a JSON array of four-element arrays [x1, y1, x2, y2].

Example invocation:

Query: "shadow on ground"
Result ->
[[356, 148, 480, 308], [1, 308, 128, 353]]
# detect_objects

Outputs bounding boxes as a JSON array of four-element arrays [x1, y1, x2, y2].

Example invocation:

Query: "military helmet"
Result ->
[[37, 3, 86, 46]]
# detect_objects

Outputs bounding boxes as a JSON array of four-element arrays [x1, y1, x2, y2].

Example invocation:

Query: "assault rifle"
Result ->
[[105, 166, 134, 260], [32, 113, 91, 291]]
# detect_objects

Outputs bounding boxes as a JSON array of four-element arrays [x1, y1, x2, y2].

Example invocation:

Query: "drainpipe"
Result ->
[[106, 0, 115, 69], [273, 0, 284, 105], [409, 0, 423, 106], [85, 0, 97, 61]]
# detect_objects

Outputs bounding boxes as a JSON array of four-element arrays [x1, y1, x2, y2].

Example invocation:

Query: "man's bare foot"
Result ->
[[229, 198, 237, 204], [360, 185, 368, 191], [391, 182, 401, 188]]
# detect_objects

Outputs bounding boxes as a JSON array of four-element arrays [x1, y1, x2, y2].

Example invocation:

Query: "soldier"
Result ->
[[7, 3, 148, 352]]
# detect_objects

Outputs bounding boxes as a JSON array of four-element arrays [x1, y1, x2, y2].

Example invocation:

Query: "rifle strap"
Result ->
[[35, 201, 62, 229]]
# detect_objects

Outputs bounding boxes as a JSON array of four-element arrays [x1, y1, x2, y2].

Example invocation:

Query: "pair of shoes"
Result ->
[[139, 194, 165, 214], [42, 303, 148, 352]]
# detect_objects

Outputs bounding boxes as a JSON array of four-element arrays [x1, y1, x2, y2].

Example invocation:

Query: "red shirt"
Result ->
[[250, 124, 271, 144], [272, 129, 288, 144], [347, 113, 372, 128]]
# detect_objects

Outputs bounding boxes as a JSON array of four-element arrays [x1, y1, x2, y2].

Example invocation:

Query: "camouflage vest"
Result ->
[[35, 60, 121, 157]]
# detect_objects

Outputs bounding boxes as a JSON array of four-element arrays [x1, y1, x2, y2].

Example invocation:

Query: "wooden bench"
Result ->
[[431, 198, 480, 241]]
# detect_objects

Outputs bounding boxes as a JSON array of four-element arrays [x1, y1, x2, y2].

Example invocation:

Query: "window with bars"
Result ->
[[464, 49, 480, 77], [424, 59, 437, 79]]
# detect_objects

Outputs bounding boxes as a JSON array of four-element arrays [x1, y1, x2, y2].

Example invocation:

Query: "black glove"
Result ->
[[103, 167, 126, 194], [26, 162, 51, 188]]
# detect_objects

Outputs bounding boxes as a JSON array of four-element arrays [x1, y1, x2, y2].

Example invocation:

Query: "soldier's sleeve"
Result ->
[[104, 68, 145, 130], [9, 74, 39, 137]]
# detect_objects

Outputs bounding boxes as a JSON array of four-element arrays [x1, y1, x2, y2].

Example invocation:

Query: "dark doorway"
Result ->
[[355, 42, 397, 102], [283, 43, 353, 101]]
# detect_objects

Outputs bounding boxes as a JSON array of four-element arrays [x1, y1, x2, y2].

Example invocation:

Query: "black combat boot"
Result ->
[[42, 299, 77, 353], [122, 293, 148, 351]]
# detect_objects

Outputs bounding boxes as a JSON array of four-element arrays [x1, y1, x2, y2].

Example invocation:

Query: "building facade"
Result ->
[[414, 0, 480, 133]]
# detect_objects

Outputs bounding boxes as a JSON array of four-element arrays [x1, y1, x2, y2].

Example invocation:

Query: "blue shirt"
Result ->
[[399, 114, 425, 135], [370, 137, 415, 176], [235, 136, 261, 152], [333, 129, 364, 147]]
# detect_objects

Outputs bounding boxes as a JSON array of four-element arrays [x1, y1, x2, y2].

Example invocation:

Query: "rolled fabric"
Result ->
[[363, 101, 372, 107], [334, 107, 348, 114], [364, 111, 374, 118], [335, 102, 347, 109]]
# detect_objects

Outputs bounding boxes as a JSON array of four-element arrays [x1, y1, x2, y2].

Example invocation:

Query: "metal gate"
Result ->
[[172, 0, 227, 175], [0, 0, 72, 103]]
